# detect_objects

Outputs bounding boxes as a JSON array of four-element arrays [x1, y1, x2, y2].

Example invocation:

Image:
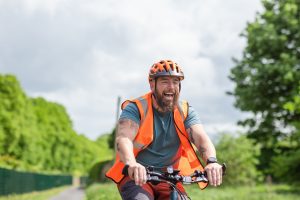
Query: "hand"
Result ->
[[127, 162, 147, 186], [204, 163, 223, 186]]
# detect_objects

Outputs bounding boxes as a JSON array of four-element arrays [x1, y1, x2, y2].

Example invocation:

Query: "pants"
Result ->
[[117, 176, 188, 200]]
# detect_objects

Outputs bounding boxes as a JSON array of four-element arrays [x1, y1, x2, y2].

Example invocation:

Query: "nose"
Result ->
[[167, 81, 180, 91], [166, 81, 176, 89]]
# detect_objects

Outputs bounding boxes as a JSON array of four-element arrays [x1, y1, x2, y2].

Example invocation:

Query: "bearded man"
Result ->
[[106, 60, 223, 200]]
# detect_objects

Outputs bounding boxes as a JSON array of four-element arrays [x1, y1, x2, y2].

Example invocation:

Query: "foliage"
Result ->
[[95, 133, 114, 160], [271, 148, 300, 184], [107, 127, 116, 150], [85, 183, 300, 200], [216, 133, 262, 186], [88, 160, 112, 184], [0, 74, 107, 175], [228, 0, 300, 178]]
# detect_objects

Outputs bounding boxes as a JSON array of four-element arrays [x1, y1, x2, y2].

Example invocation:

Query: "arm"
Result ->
[[187, 124, 223, 187], [115, 118, 147, 186]]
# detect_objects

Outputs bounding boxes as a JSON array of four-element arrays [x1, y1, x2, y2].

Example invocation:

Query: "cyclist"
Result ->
[[106, 60, 223, 200]]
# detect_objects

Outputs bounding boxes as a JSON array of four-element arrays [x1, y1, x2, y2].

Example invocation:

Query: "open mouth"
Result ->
[[163, 92, 174, 100]]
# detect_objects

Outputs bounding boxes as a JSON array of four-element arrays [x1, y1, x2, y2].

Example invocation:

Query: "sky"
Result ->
[[0, 0, 263, 140]]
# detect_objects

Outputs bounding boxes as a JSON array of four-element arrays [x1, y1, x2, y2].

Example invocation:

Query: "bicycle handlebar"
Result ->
[[122, 163, 226, 185]]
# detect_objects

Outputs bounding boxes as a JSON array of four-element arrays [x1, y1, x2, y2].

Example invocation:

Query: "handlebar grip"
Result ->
[[122, 164, 129, 176]]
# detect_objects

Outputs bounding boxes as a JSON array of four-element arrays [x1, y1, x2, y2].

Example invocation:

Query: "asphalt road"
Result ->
[[49, 187, 85, 200]]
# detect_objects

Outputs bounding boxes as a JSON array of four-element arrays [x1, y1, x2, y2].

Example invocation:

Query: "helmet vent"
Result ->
[[148, 59, 184, 80], [162, 64, 168, 72]]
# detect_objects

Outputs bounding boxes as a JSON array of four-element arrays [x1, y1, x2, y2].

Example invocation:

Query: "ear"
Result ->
[[149, 79, 155, 92]]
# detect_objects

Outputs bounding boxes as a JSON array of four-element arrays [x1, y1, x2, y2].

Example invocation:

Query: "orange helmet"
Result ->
[[148, 60, 184, 81]]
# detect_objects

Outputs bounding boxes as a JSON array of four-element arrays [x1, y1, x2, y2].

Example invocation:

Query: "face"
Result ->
[[150, 76, 180, 112]]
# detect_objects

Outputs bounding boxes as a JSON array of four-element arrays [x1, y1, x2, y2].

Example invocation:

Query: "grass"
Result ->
[[85, 182, 300, 200], [185, 184, 300, 200], [0, 186, 70, 200]]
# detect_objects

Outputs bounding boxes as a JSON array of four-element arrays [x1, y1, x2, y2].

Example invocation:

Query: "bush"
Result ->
[[216, 133, 262, 186], [88, 160, 113, 184], [271, 148, 300, 184]]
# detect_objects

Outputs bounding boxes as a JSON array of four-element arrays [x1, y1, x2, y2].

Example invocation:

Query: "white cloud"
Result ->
[[0, 0, 263, 139]]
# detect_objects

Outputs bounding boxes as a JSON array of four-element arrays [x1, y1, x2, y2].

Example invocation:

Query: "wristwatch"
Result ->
[[206, 157, 218, 164]]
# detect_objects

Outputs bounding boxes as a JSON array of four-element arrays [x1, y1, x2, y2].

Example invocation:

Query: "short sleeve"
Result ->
[[119, 102, 141, 125], [184, 106, 202, 129]]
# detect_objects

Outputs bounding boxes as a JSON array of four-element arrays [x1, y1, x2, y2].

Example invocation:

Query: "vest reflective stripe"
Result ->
[[137, 97, 148, 119], [178, 100, 188, 120], [133, 141, 145, 150], [105, 92, 208, 189]]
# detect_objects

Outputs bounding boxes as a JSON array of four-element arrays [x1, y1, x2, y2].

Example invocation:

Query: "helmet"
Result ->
[[148, 60, 184, 81]]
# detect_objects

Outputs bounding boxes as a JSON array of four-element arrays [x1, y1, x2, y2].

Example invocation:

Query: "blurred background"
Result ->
[[0, 0, 299, 199]]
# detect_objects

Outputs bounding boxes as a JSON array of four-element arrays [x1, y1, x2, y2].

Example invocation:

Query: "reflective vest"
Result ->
[[105, 92, 208, 189]]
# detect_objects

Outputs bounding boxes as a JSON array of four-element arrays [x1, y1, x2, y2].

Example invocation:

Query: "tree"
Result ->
[[0, 74, 106, 175], [228, 0, 300, 177]]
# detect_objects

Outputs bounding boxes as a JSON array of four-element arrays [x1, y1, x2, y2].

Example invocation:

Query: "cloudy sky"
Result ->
[[0, 0, 263, 140]]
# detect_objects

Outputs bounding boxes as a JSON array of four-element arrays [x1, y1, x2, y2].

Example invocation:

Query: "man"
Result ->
[[106, 60, 223, 199]]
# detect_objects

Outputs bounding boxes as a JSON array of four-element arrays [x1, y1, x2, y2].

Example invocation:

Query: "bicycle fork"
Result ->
[[170, 186, 178, 200]]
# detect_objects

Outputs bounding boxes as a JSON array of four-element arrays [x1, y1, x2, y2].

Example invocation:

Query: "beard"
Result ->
[[154, 88, 179, 112]]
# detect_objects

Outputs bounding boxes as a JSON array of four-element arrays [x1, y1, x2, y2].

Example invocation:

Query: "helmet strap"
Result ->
[[153, 78, 158, 99]]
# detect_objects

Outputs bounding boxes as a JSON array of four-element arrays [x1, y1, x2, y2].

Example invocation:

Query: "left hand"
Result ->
[[204, 163, 223, 186]]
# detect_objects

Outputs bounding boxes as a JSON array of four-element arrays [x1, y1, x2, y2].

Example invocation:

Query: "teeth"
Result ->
[[164, 93, 174, 96]]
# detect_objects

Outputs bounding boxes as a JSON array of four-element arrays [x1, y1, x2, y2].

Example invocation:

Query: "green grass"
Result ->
[[85, 182, 300, 200], [185, 184, 300, 200], [0, 186, 70, 200]]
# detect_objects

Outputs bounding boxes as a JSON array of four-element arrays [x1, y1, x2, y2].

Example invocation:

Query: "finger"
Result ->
[[216, 168, 221, 186], [137, 167, 142, 186], [219, 167, 223, 185], [138, 167, 146, 185], [142, 167, 147, 184], [211, 168, 217, 186], [128, 168, 134, 180], [206, 169, 213, 186], [134, 168, 140, 185]]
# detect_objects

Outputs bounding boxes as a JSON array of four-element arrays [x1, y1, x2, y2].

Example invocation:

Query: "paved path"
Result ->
[[49, 187, 85, 200]]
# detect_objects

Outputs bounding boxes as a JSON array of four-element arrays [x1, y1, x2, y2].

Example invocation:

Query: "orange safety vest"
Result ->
[[105, 92, 208, 189]]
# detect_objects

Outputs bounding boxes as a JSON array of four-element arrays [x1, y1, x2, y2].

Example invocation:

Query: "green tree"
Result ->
[[228, 0, 300, 177], [271, 84, 300, 183], [107, 127, 116, 150], [0, 74, 39, 169], [216, 133, 261, 186], [0, 74, 106, 175]]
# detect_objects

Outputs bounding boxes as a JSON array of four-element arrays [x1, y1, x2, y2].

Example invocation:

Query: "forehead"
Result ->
[[157, 76, 180, 81]]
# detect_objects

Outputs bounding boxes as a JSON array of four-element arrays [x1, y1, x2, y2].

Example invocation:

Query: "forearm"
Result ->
[[116, 136, 136, 165], [115, 118, 139, 165], [115, 119, 146, 185], [188, 124, 216, 162], [196, 135, 216, 162]]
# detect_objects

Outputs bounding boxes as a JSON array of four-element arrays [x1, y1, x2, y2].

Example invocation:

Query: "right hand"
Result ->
[[127, 162, 147, 186]]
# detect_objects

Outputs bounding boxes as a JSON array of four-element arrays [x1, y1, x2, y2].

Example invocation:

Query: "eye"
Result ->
[[173, 80, 179, 85]]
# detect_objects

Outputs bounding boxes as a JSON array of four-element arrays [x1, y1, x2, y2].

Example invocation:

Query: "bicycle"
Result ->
[[122, 163, 226, 200]]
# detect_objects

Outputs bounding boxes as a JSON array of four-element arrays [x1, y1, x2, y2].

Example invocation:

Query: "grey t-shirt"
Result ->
[[119, 102, 202, 169]]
